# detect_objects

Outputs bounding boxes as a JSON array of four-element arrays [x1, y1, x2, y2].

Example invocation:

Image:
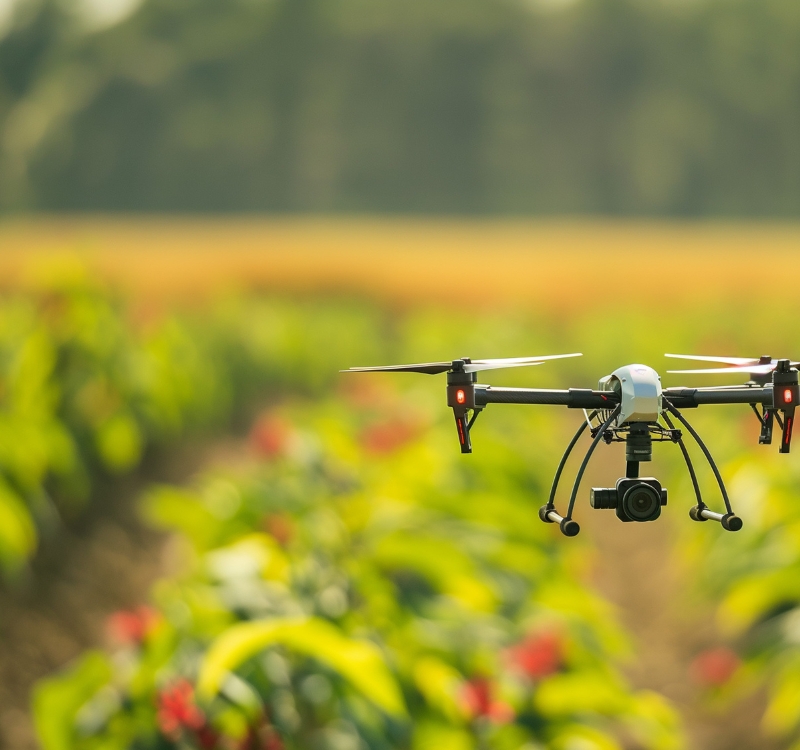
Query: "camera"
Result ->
[[590, 478, 667, 523]]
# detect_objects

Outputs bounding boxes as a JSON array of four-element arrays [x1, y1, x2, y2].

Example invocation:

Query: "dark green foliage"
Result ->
[[2, 0, 800, 215], [0, 281, 386, 574]]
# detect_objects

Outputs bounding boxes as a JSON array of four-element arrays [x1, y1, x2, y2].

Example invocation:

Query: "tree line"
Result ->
[[1, 0, 798, 215]]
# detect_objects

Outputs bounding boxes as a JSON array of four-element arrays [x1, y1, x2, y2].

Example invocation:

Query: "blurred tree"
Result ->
[[0, 0, 799, 215]]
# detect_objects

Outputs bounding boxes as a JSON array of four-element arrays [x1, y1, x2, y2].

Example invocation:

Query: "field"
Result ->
[[2, 218, 800, 750], [1, 217, 799, 307]]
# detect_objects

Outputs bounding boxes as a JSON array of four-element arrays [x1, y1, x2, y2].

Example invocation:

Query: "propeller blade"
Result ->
[[465, 361, 547, 373], [665, 353, 761, 366], [667, 364, 778, 375], [343, 353, 581, 375], [471, 352, 582, 365], [342, 362, 452, 375]]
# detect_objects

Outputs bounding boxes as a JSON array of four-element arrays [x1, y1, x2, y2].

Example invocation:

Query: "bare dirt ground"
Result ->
[[587, 508, 781, 750]]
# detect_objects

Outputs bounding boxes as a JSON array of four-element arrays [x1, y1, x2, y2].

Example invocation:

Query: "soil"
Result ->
[[585, 498, 783, 750]]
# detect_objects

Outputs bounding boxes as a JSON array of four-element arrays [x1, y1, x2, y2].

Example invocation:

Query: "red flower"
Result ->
[[690, 647, 740, 688], [107, 605, 159, 645], [506, 631, 562, 679], [250, 415, 291, 458], [460, 677, 515, 723], [157, 680, 206, 739]]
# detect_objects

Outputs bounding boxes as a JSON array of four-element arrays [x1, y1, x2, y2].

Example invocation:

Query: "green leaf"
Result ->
[[141, 485, 220, 550], [763, 654, 800, 737], [0, 480, 37, 571], [412, 656, 467, 723], [625, 690, 684, 750], [550, 724, 622, 750], [198, 616, 406, 717], [95, 411, 143, 472], [535, 671, 630, 717], [32, 651, 113, 750], [372, 532, 496, 611], [719, 566, 800, 634], [412, 720, 474, 750]]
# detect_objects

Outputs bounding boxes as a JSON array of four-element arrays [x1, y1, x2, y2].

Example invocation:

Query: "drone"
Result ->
[[343, 353, 799, 537]]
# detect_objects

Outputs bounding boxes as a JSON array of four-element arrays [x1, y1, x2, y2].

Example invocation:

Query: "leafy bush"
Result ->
[[33, 396, 682, 749], [0, 279, 227, 573], [680, 452, 800, 744], [0, 279, 385, 574]]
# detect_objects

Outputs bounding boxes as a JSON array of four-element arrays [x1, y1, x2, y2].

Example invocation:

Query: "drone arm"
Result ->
[[666, 385, 795, 453], [475, 387, 618, 410], [663, 386, 773, 408], [476, 386, 773, 410]]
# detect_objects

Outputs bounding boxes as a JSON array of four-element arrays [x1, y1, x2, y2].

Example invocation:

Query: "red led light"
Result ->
[[456, 389, 466, 404], [784, 388, 794, 404]]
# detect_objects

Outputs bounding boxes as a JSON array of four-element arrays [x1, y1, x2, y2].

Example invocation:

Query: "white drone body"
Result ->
[[599, 364, 663, 426]]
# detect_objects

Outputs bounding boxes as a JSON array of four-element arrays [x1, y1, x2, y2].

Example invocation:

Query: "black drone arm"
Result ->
[[662, 386, 773, 408], [474, 387, 618, 410], [665, 385, 795, 452], [459, 383, 786, 459], [474, 385, 776, 409]]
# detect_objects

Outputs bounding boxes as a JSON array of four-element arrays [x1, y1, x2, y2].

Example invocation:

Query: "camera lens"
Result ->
[[590, 487, 616, 509], [621, 483, 661, 521]]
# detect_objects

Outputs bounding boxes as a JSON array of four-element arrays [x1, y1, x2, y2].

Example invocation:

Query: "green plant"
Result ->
[[0, 278, 386, 574], [681, 451, 800, 746], [0, 278, 229, 572], [34, 396, 682, 749]]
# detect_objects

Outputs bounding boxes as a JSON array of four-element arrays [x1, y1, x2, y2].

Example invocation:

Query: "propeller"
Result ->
[[343, 353, 581, 455], [665, 353, 800, 375], [342, 352, 582, 375], [666, 354, 800, 453]]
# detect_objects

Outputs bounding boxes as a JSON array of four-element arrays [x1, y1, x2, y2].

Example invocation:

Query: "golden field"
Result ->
[[0, 217, 797, 307]]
